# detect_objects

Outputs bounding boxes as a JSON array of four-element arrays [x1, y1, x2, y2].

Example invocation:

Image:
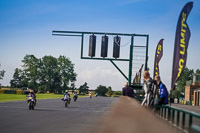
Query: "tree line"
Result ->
[[1, 55, 120, 96], [10, 55, 76, 93], [95, 85, 113, 96], [78, 82, 121, 97], [0, 64, 6, 87], [172, 67, 200, 98]]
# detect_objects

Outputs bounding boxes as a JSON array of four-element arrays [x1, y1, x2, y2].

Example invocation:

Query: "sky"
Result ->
[[0, 0, 200, 91]]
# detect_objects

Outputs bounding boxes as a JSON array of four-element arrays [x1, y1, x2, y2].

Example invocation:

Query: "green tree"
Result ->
[[57, 55, 77, 92], [39, 55, 59, 92], [172, 67, 193, 98], [10, 68, 24, 88], [22, 55, 39, 91], [113, 91, 122, 95], [106, 86, 113, 97], [10, 55, 77, 93], [196, 69, 200, 74], [39, 55, 76, 93], [176, 67, 193, 92], [0, 64, 6, 87], [172, 89, 181, 98], [79, 82, 89, 94], [95, 85, 108, 96]]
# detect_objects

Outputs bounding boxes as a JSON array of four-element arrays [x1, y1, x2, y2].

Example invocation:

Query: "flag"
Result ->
[[138, 64, 144, 83], [133, 64, 143, 84], [171, 2, 193, 90], [153, 39, 164, 79], [133, 73, 138, 84]]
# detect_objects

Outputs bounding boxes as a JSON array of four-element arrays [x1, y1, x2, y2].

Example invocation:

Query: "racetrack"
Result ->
[[0, 97, 118, 133]]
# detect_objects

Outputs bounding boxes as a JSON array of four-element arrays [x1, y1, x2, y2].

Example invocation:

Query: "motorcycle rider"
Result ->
[[89, 92, 92, 99], [62, 90, 71, 103], [73, 91, 78, 101], [27, 90, 36, 106]]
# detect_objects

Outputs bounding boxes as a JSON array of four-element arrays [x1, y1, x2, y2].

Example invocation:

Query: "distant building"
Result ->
[[68, 89, 80, 94], [185, 73, 200, 106]]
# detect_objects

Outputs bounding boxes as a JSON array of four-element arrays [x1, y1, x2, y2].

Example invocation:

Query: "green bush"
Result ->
[[4, 90, 16, 94], [23, 90, 30, 95], [113, 91, 122, 95]]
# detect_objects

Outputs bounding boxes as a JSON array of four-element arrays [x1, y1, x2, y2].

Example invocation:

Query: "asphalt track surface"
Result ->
[[171, 103, 200, 114], [0, 97, 118, 133]]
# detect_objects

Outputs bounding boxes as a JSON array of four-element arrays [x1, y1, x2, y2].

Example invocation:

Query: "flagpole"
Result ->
[[170, 90, 172, 106], [170, 2, 193, 107]]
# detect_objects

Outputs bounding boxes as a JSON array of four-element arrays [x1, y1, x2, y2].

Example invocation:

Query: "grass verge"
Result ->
[[0, 93, 86, 102]]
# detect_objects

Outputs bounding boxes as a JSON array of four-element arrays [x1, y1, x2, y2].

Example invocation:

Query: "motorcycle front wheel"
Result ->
[[74, 98, 77, 102], [31, 102, 34, 110], [65, 100, 68, 107], [29, 102, 34, 110], [29, 103, 32, 110]]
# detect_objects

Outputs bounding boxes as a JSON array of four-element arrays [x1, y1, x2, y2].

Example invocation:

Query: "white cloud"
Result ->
[[76, 67, 126, 91]]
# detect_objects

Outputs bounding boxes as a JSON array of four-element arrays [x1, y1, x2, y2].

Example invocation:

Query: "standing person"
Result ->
[[141, 71, 157, 107], [122, 82, 134, 98], [155, 75, 168, 105]]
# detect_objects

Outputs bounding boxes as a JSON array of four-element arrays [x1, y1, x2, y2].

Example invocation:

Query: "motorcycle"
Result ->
[[27, 96, 35, 110], [73, 94, 78, 102], [63, 95, 71, 107], [89, 94, 92, 99]]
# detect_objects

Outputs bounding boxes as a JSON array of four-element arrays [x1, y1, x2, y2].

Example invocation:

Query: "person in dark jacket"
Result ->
[[152, 75, 169, 113], [155, 75, 168, 105], [122, 82, 134, 98]]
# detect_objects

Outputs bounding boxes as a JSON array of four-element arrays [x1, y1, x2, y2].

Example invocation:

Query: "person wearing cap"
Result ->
[[122, 82, 135, 98]]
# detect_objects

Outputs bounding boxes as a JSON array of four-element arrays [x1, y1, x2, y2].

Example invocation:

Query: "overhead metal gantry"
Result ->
[[52, 30, 149, 86]]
